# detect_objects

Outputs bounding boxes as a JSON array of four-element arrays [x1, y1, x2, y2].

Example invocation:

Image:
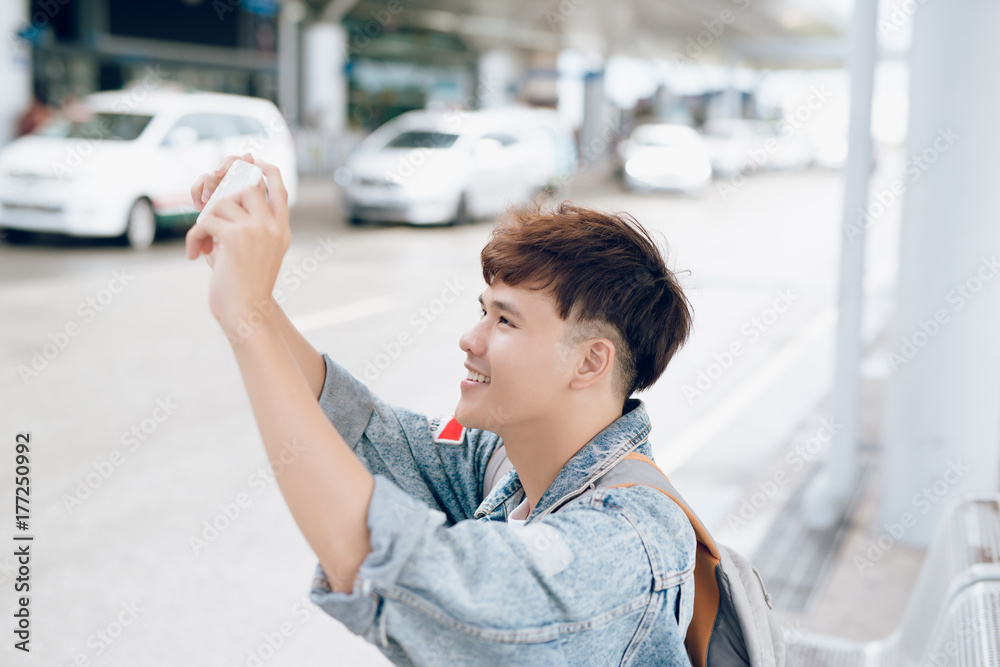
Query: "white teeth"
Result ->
[[466, 370, 491, 383]]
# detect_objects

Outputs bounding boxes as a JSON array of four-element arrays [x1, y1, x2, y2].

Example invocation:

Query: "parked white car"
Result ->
[[702, 119, 766, 178], [621, 123, 712, 194], [703, 119, 818, 176], [0, 88, 297, 249], [336, 107, 576, 225]]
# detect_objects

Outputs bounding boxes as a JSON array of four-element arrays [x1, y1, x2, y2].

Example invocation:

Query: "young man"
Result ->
[[188, 154, 697, 665]]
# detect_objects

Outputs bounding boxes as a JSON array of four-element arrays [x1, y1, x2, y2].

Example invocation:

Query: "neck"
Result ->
[[502, 397, 623, 516]]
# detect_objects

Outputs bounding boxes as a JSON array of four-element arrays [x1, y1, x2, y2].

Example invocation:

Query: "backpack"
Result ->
[[483, 448, 786, 667], [594, 452, 786, 667]]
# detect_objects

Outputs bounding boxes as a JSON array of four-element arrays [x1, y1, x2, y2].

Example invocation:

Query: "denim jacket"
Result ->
[[309, 353, 696, 666]]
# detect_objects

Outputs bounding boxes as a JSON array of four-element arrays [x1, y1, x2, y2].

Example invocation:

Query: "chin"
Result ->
[[454, 402, 490, 433], [454, 404, 477, 429]]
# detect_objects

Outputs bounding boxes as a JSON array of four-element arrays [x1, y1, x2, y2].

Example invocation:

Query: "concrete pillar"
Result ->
[[278, 1, 306, 124], [801, 0, 879, 530], [1, 1, 32, 144], [478, 49, 518, 108], [721, 53, 743, 119], [301, 21, 347, 171], [653, 85, 673, 120], [303, 22, 346, 134], [556, 49, 587, 130], [521, 50, 559, 108], [578, 67, 610, 162], [881, 0, 1000, 546]]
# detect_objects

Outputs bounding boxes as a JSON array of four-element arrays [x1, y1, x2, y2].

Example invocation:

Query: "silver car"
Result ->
[[337, 107, 576, 226], [621, 123, 712, 194]]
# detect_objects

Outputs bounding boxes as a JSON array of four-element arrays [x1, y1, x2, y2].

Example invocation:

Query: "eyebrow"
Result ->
[[478, 293, 525, 320]]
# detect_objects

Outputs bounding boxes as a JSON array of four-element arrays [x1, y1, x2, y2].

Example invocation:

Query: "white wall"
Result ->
[[0, 1, 32, 146]]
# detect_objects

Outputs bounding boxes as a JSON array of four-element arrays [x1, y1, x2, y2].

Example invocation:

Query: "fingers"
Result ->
[[252, 159, 289, 218], [191, 153, 256, 211], [185, 220, 214, 260], [236, 177, 272, 223], [235, 179, 290, 252], [184, 198, 249, 260], [190, 174, 209, 212], [186, 154, 286, 263]]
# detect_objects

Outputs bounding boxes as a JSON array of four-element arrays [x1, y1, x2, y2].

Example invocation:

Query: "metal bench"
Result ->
[[783, 494, 1000, 666]]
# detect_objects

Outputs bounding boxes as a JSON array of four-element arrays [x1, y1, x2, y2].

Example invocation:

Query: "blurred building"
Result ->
[[21, 0, 279, 105], [3, 0, 857, 157]]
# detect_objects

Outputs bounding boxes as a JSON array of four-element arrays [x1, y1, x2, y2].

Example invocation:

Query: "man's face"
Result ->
[[455, 280, 575, 434]]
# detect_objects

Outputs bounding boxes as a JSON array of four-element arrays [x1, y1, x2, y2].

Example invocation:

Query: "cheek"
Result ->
[[495, 337, 561, 391]]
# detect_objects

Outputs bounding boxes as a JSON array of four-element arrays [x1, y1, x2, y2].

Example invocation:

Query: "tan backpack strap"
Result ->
[[619, 453, 720, 559], [604, 451, 721, 667]]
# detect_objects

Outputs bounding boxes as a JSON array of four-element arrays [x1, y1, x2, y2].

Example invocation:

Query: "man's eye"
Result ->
[[479, 309, 511, 326]]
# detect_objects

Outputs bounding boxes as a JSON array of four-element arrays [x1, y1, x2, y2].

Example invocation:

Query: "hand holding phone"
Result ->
[[196, 158, 265, 224], [185, 156, 291, 331]]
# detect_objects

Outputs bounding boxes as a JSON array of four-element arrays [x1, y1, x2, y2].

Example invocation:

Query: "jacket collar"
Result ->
[[474, 398, 652, 522]]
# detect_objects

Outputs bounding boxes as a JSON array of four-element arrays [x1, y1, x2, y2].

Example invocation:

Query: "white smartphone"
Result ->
[[197, 159, 265, 223]]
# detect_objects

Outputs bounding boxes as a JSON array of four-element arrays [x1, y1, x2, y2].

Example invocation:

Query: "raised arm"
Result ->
[[186, 156, 372, 592], [270, 299, 325, 399]]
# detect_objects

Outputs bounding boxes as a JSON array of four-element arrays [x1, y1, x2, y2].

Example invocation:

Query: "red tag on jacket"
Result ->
[[433, 416, 466, 444]]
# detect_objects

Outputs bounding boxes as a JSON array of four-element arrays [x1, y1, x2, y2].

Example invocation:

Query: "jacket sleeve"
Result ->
[[309, 475, 695, 665], [317, 352, 501, 524]]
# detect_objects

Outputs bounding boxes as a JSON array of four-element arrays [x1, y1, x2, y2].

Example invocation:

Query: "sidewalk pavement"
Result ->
[[752, 324, 927, 642]]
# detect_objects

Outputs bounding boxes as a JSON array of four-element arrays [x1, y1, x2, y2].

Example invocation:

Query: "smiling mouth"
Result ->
[[466, 370, 491, 383]]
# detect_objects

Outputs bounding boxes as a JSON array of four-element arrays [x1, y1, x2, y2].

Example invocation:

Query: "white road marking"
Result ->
[[658, 259, 898, 474], [290, 295, 393, 333], [658, 307, 837, 474]]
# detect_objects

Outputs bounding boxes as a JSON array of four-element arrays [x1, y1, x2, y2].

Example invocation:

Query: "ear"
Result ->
[[569, 338, 616, 390]]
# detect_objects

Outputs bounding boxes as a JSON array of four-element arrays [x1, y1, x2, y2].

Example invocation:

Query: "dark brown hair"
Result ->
[[481, 201, 693, 403]]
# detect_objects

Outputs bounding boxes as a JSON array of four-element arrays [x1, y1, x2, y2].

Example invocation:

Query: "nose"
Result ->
[[459, 318, 487, 357]]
